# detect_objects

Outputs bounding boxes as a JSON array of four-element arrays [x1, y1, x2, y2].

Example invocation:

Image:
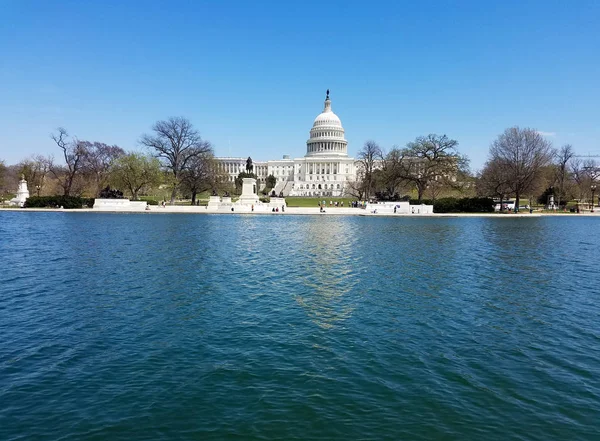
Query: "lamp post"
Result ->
[[592, 184, 597, 213], [36, 185, 41, 197]]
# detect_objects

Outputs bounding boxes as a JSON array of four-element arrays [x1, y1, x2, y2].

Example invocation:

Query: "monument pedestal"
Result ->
[[93, 199, 148, 211], [207, 195, 221, 210], [237, 178, 259, 205]]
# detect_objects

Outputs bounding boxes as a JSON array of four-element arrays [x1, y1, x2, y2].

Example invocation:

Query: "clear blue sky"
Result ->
[[1, 0, 599, 170]]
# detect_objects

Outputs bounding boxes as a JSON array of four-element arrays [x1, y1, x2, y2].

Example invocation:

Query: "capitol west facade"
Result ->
[[215, 91, 357, 197]]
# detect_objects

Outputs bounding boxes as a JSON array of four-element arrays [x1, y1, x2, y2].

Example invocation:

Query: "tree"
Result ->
[[356, 140, 382, 201], [488, 127, 554, 210], [0, 160, 6, 199], [377, 148, 405, 200], [552, 144, 575, 208], [110, 153, 162, 200], [17, 155, 51, 197], [265, 174, 276, 190], [477, 158, 512, 210], [180, 148, 218, 205], [81, 142, 125, 196], [389, 134, 468, 203], [345, 166, 367, 200], [570, 158, 599, 204], [140, 117, 212, 204], [49, 128, 87, 196]]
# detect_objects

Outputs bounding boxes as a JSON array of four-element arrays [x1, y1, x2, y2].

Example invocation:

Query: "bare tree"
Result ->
[[378, 148, 405, 200], [17, 155, 51, 196], [140, 117, 212, 204], [583, 159, 600, 182], [50, 128, 87, 196], [489, 127, 554, 210], [81, 142, 125, 196], [477, 158, 513, 210], [345, 166, 366, 200], [571, 158, 599, 204], [389, 134, 467, 203], [553, 144, 575, 208], [356, 140, 382, 201], [180, 148, 218, 205]]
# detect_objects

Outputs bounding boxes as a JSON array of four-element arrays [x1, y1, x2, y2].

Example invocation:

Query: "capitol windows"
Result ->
[[337, 184, 340, 189], [312, 184, 315, 189]]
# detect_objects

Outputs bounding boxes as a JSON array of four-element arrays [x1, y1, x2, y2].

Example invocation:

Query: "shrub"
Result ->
[[138, 197, 159, 205], [24, 196, 94, 209]]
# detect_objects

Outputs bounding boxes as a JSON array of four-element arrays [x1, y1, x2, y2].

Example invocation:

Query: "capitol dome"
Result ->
[[306, 90, 348, 157]]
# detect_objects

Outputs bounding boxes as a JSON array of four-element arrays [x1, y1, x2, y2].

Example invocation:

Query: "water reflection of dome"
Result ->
[[293, 218, 360, 329]]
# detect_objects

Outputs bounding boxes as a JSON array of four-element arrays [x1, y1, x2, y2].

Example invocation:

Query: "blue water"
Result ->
[[1, 212, 599, 440]]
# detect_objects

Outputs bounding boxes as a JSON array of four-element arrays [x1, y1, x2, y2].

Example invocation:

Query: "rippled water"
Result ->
[[1, 212, 599, 440]]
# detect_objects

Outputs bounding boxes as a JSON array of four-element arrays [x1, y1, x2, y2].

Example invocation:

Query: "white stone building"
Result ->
[[215, 91, 356, 197]]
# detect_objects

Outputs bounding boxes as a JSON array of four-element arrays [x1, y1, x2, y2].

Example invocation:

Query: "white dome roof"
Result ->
[[313, 110, 342, 127]]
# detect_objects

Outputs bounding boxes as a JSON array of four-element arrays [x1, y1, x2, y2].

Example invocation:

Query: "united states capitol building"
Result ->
[[215, 91, 357, 197]]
